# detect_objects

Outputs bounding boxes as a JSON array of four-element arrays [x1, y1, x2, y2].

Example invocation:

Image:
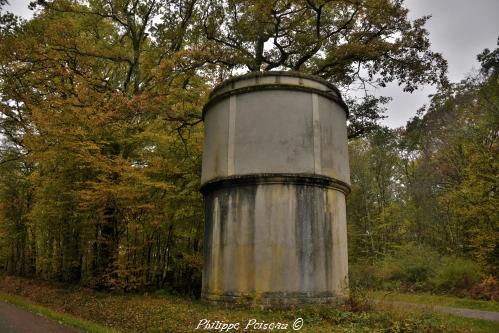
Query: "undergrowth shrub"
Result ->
[[349, 260, 380, 289], [378, 243, 439, 291], [469, 276, 499, 300], [343, 285, 374, 312], [349, 244, 439, 292], [430, 257, 483, 293], [350, 244, 488, 297]]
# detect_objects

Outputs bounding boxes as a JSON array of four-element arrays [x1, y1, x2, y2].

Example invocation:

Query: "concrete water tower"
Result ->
[[200, 71, 350, 307]]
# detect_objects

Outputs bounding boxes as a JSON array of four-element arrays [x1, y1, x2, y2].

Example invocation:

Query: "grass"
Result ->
[[438, 314, 499, 333], [377, 302, 499, 333], [0, 292, 120, 333], [0, 276, 498, 332], [371, 291, 499, 312]]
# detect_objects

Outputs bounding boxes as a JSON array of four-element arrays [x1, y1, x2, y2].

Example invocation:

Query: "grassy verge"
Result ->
[[0, 276, 497, 332], [437, 313, 499, 333], [0, 292, 120, 333], [377, 302, 499, 333], [371, 291, 499, 312]]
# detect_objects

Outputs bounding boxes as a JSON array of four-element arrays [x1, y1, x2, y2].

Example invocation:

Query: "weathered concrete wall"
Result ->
[[201, 75, 350, 184], [201, 71, 350, 307]]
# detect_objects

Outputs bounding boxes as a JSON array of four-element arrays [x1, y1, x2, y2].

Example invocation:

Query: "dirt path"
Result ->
[[378, 300, 499, 322], [0, 301, 81, 333]]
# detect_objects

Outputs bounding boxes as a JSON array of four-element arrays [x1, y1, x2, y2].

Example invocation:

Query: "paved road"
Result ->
[[0, 301, 81, 333], [377, 300, 499, 322]]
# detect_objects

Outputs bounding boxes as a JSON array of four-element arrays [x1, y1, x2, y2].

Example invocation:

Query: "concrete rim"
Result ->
[[202, 71, 349, 120], [210, 71, 342, 98], [200, 173, 351, 195]]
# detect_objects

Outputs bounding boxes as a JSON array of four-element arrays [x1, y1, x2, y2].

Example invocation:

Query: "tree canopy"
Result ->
[[25, 0, 448, 137]]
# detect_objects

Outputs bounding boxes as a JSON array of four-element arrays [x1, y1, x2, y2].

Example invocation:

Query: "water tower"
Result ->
[[200, 71, 350, 307]]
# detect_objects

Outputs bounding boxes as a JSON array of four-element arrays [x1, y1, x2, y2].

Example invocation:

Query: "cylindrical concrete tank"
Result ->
[[200, 71, 350, 307]]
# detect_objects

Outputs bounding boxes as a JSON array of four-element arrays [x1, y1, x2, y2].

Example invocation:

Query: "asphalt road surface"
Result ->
[[0, 301, 81, 333]]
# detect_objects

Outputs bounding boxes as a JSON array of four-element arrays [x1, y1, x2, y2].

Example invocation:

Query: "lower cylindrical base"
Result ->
[[201, 175, 349, 307]]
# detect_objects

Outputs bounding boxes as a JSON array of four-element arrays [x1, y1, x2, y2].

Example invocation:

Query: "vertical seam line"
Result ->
[[312, 93, 322, 174], [227, 95, 236, 175]]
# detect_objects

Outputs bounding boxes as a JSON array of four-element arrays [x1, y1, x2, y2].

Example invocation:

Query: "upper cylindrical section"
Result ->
[[201, 71, 350, 186], [204, 71, 347, 116]]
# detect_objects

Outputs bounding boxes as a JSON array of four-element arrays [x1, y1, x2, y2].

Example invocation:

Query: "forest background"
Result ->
[[0, 0, 497, 299]]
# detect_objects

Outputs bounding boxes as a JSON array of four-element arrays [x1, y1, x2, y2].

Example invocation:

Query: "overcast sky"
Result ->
[[383, 0, 499, 127], [4, 0, 499, 128]]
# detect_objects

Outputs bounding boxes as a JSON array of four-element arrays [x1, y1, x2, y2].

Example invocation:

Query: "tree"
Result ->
[[399, 41, 499, 275], [0, 0, 207, 290], [347, 127, 407, 260], [201, 0, 447, 137], [202, 0, 445, 86], [347, 42, 498, 277]]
